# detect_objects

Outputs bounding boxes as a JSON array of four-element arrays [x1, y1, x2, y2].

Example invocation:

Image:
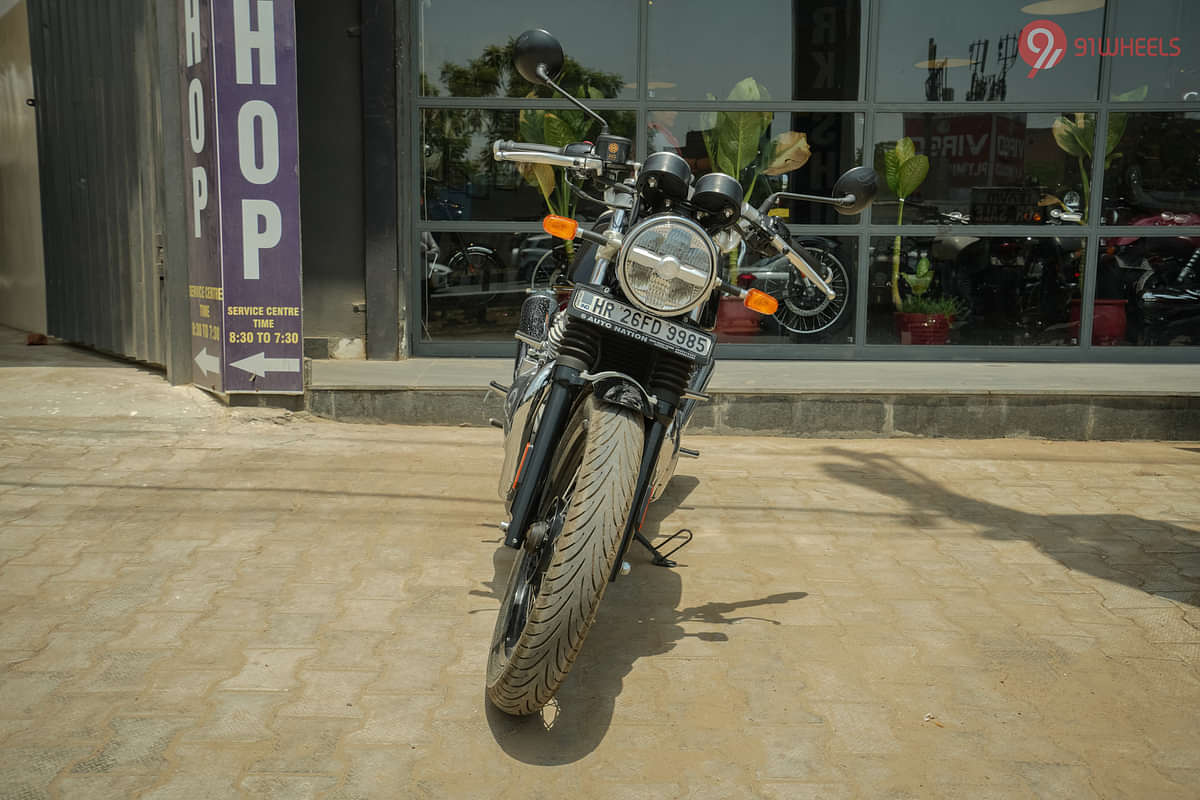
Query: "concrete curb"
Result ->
[[305, 386, 1200, 440]]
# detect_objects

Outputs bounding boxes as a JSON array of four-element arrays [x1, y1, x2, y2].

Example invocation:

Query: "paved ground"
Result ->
[[3, 332, 1200, 798]]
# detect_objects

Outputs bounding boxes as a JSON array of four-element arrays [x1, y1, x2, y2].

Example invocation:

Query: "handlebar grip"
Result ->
[[493, 140, 564, 155], [492, 140, 604, 173]]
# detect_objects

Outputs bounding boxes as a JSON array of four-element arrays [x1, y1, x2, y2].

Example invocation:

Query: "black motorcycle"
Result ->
[[485, 30, 878, 715]]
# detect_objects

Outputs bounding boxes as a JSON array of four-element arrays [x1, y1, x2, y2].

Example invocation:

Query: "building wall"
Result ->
[[296, 0, 366, 357], [0, 0, 47, 334], [26, 0, 172, 366]]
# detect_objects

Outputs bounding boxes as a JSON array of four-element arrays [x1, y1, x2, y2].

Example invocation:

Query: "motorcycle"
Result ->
[[483, 30, 878, 715], [1100, 212, 1200, 345]]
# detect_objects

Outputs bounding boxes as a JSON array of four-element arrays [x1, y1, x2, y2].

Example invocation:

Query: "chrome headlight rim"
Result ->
[[615, 214, 720, 316]]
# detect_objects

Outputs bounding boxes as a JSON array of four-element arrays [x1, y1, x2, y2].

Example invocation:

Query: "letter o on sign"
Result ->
[[237, 100, 280, 185], [188, 78, 205, 154]]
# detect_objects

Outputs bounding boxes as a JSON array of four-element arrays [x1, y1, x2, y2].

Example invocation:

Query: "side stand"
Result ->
[[634, 528, 693, 567]]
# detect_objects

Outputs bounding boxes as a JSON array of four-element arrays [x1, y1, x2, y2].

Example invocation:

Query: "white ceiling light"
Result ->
[[1021, 0, 1106, 15]]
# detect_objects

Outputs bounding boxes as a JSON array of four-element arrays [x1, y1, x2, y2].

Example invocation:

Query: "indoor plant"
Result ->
[[699, 78, 811, 280]]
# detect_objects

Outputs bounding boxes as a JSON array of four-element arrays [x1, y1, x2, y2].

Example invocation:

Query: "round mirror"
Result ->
[[513, 29, 564, 86], [831, 166, 880, 216]]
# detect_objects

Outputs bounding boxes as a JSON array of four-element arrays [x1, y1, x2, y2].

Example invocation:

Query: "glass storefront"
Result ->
[[410, 0, 1200, 357]]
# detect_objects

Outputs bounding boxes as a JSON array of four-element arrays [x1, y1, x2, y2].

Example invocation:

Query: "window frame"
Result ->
[[406, 0, 1200, 361]]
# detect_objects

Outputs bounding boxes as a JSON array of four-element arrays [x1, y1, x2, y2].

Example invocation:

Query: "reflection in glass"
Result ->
[[872, 113, 1090, 225], [419, 0, 636, 98], [646, 0, 863, 101], [1097, 236, 1200, 347], [423, 230, 567, 341], [1102, 113, 1200, 225], [647, 112, 864, 224], [1110, 0, 1199, 102], [867, 236, 1084, 346], [875, 0, 1102, 102], [718, 237, 859, 344], [421, 108, 635, 223]]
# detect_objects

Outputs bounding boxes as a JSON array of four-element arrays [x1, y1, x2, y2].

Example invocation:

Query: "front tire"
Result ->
[[486, 394, 643, 715]]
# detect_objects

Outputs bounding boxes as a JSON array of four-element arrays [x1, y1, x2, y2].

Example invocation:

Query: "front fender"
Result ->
[[585, 372, 656, 419]]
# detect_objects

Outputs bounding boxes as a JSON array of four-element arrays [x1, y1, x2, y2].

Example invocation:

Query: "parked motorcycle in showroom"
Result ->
[[484, 30, 878, 715]]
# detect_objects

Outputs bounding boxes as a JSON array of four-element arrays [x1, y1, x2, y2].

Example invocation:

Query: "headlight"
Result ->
[[616, 215, 719, 315]]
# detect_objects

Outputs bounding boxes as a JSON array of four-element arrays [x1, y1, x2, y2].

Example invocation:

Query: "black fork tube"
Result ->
[[503, 365, 581, 549], [609, 414, 670, 582]]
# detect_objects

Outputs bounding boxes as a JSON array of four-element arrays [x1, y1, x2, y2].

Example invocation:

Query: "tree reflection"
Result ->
[[426, 37, 625, 99]]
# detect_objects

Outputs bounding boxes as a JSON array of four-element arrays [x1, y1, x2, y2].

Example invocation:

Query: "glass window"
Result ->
[[419, 0, 638, 98], [646, 111, 864, 224], [1098, 236, 1200, 346], [1109, 0, 1200, 102], [875, 0, 1103, 102], [1101, 112, 1200, 224], [872, 112, 1092, 225], [421, 108, 636, 223], [646, 0, 864, 101], [421, 230, 550, 342], [867, 235, 1085, 346], [719, 236, 859, 344]]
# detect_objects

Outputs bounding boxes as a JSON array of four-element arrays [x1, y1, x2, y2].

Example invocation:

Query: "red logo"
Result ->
[[1020, 19, 1067, 78]]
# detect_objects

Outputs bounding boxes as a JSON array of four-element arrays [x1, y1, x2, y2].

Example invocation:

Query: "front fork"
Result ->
[[502, 364, 582, 549], [608, 407, 671, 582]]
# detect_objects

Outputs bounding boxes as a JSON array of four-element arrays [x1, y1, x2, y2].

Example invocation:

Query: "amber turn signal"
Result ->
[[743, 288, 778, 315], [542, 214, 579, 240]]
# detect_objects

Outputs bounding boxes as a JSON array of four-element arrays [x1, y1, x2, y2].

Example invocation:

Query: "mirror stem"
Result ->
[[759, 191, 856, 215], [536, 64, 609, 134]]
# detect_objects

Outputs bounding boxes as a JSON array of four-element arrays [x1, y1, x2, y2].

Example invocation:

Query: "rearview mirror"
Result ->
[[832, 166, 879, 216], [513, 29, 564, 86]]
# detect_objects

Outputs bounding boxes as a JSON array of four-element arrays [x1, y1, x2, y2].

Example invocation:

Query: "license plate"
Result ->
[[567, 289, 714, 360]]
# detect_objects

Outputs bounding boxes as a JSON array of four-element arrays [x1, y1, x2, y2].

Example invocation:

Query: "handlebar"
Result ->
[[739, 205, 837, 300], [491, 138, 836, 300], [492, 140, 605, 174]]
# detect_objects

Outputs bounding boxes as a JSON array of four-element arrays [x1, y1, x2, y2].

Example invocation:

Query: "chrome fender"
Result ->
[[650, 419, 681, 502], [650, 358, 713, 502], [497, 360, 554, 506]]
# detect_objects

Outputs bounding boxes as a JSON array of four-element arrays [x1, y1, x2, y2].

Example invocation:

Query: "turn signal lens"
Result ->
[[744, 288, 778, 315], [542, 215, 579, 240]]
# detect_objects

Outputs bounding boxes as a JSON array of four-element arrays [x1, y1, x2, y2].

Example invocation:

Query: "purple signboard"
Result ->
[[183, 0, 303, 394], [182, 0, 225, 392]]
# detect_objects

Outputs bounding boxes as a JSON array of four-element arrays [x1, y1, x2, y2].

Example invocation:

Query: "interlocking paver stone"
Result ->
[[2, 336, 1200, 797]]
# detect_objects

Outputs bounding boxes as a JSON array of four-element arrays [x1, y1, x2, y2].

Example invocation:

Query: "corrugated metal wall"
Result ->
[[25, 0, 169, 365]]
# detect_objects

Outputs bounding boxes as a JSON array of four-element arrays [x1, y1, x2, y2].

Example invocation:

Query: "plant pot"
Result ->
[[894, 312, 952, 345], [716, 295, 762, 339], [1069, 298, 1127, 345]]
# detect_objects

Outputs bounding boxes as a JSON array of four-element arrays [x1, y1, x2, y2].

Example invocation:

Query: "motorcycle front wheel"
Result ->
[[486, 394, 643, 715]]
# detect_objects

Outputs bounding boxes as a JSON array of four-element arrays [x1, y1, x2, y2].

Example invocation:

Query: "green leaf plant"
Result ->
[[516, 87, 605, 260], [884, 137, 930, 311], [1050, 85, 1147, 225], [699, 78, 811, 278]]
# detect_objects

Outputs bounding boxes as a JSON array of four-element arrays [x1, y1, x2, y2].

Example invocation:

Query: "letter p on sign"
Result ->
[[242, 199, 281, 279]]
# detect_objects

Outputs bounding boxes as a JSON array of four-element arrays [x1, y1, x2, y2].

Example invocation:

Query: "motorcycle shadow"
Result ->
[[817, 447, 1200, 609], [482, 474, 809, 764]]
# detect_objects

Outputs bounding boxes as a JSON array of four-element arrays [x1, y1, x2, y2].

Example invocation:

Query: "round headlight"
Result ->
[[616, 214, 719, 315]]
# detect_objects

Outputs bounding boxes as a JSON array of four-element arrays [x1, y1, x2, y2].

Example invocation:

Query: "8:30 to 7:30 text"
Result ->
[[228, 331, 300, 344]]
